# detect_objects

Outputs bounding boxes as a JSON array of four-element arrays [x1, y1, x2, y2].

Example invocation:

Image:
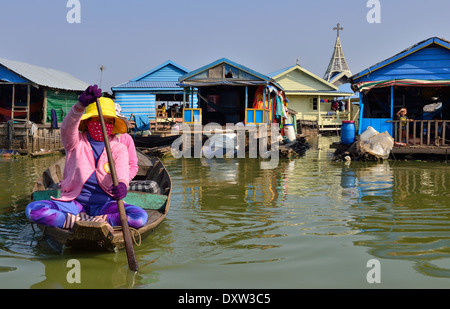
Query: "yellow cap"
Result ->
[[79, 97, 127, 134]]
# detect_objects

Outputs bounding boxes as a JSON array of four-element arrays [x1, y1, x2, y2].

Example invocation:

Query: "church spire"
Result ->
[[323, 23, 352, 83]]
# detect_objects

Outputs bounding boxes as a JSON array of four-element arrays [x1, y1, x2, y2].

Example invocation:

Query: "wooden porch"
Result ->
[[390, 119, 450, 156], [297, 111, 352, 131]]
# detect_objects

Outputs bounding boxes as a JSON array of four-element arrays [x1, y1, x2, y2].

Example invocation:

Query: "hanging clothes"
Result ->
[[252, 86, 270, 110], [331, 101, 339, 111], [51, 109, 58, 129]]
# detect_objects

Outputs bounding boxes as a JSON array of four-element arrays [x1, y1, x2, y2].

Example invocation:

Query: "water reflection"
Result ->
[[169, 158, 285, 264], [339, 162, 394, 207], [340, 162, 450, 278], [1, 139, 450, 287]]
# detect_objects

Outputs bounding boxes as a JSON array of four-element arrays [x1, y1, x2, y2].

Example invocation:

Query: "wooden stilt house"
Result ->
[[0, 57, 88, 155], [178, 58, 286, 127]]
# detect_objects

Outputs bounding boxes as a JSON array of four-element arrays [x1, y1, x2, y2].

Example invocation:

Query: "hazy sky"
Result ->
[[1, 0, 450, 92]]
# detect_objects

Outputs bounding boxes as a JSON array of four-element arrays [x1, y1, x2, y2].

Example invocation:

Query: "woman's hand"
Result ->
[[109, 182, 127, 200], [78, 85, 102, 107]]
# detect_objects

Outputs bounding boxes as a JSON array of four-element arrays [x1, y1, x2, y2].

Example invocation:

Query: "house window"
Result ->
[[312, 97, 318, 110], [362, 88, 391, 118]]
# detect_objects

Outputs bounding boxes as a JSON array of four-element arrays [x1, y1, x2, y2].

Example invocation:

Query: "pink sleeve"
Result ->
[[60, 102, 85, 151], [118, 134, 139, 181]]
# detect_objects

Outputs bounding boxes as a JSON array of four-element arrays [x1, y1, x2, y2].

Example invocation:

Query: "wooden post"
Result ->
[[27, 84, 30, 120], [420, 121, 423, 145], [42, 89, 48, 125], [317, 95, 321, 130], [443, 120, 447, 146], [406, 119, 409, 144], [11, 85, 15, 120], [245, 86, 248, 109]]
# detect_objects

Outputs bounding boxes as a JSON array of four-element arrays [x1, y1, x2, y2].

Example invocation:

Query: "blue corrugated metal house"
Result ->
[[112, 60, 197, 121], [351, 37, 450, 138]]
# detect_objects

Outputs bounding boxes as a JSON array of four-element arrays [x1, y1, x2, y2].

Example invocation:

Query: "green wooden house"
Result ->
[[0, 57, 88, 154]]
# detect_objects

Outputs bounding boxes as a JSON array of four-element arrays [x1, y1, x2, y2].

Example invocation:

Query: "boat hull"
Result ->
[[31, 150, 171, 252]]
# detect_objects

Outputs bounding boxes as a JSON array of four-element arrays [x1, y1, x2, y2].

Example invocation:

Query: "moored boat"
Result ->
[[31, 150, 171, 252]]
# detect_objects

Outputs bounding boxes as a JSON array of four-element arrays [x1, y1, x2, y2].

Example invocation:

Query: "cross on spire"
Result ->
[[323, 23, 351, 83], [333, 23, 343, 37]]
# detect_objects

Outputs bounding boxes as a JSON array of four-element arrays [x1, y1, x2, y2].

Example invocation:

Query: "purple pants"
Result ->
[[25, 199, 148, 229]]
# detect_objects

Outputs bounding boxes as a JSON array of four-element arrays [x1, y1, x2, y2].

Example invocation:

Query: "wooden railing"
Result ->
[[298, 111, 351, 124], [391, 119, 449, 146]]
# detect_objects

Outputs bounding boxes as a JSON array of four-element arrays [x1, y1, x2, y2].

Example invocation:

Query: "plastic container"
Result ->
[[359, 126, 378, 141], [284, 123, 296, 141], [341, 120, 355, 144]]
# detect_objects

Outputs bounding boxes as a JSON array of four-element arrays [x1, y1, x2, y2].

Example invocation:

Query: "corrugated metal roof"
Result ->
[[112, 80, 181, 89], [351, 37, 450, 81], [0, 57, 89, 91], [131, 60, 190, 81]]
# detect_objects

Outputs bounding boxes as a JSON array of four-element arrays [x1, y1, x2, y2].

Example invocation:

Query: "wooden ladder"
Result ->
[[11, 84, 30, 122]]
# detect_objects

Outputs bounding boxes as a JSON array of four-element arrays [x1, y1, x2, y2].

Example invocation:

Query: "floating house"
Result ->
[[112, 60, 198, 131], [0, 57, 88, 154], [178, 58, 286, 127], [269, 63, 354, 132], [351, 37, 450, 154]]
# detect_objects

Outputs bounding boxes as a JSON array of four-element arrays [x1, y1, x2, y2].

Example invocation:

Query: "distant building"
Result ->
[[0, 57, 88, 153], [269, 63, 353, 132], [0, 57, 88, 124], [112, 60, 197, 121], [351, 37, 450, 152], [323, 23, 352, 87], [178, 58, 286, 126]]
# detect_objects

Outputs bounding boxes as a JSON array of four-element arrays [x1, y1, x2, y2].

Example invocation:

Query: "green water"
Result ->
[[0, 136, 449, 289]]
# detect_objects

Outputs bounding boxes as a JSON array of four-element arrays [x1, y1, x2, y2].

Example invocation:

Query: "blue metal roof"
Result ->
[[131, 60, 190, 82], [112, 80, 181, 90], [352, 37, 450, 81], [112, 60, 189, 91]]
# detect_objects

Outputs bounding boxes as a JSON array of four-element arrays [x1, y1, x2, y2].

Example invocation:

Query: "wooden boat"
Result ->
[[132, 133, 180, 148], [31, 150, 171, 252]]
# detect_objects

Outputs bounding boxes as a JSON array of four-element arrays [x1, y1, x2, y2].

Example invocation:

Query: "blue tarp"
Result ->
[[133, 115, 150, 132]]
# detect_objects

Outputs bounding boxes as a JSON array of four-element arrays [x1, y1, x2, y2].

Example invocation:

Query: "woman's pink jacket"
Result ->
[[55, 102, 130, 201]]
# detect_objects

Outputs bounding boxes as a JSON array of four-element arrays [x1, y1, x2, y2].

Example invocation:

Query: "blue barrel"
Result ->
[[341, 120, 355, 144]]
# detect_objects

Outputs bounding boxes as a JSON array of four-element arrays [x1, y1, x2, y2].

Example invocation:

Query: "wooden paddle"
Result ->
[[95, 98, 139, 272]]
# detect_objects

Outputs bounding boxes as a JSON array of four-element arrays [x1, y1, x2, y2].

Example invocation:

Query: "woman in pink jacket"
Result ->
[[25, 85, 148, 230]]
